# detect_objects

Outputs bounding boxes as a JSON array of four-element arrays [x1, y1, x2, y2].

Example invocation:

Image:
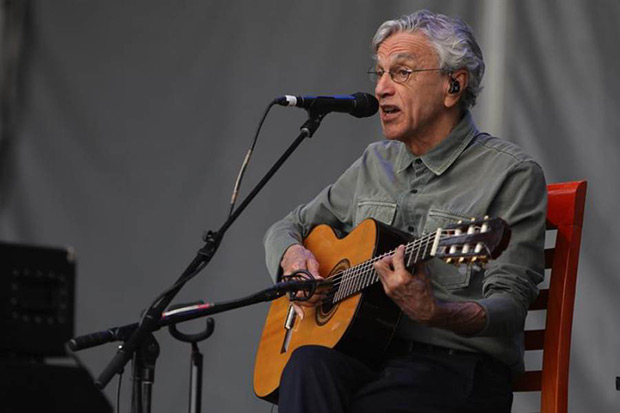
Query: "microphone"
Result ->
[[275, 92, 378, 118], [67, 324, 138, 351]]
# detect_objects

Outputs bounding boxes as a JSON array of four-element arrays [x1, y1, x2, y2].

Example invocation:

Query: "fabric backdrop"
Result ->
[[1, 1, 618, 411]]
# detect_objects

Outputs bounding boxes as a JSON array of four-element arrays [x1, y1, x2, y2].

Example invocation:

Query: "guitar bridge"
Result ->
[[280, 304, 296, 353]]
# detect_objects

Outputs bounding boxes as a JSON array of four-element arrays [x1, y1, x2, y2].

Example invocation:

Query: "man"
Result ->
[[264, 10, 546, 412]]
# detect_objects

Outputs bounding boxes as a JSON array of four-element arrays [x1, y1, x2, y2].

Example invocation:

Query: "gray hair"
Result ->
[[372, 10, 485, 109]]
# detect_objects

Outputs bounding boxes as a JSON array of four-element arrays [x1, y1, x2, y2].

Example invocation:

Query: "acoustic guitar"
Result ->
[[253, 217, 510, 403]]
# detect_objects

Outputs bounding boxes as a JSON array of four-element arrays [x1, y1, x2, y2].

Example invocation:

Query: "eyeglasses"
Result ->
[[367, 67, 443, 84]]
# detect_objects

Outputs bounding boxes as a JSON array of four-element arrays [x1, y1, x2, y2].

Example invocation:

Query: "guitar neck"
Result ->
[[328, 231, 439, 304]]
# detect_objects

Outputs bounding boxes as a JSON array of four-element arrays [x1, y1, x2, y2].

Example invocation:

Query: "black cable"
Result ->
[[227, 99, 277, 218], [116, 370, 123, 413]]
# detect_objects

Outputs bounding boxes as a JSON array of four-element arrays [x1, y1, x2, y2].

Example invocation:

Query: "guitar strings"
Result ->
[[321, 224, 482, 305], [334, 232, 437, 284], [325, 233, 434, 290], [318, 231, 444, 305], [321, 227, 469, 304]]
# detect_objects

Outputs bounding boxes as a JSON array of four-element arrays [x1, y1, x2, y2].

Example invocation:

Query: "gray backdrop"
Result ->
[[1, 1, 619, 411]]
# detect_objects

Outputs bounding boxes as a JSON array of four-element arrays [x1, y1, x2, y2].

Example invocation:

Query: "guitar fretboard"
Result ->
[[324, 231, 439, 305]]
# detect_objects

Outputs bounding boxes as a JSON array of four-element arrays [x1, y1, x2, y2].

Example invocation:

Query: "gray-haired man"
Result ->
[[265, 10, 546, 412]]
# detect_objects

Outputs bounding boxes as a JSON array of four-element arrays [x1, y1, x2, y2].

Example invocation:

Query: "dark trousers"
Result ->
[[278, 344, 513, 413]]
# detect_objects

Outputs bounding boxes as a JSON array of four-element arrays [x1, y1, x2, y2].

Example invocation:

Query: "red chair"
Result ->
[[513, 181, 587, 412]]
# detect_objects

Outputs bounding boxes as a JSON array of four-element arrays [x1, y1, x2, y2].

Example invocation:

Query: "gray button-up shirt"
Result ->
[[264, 111, 547, 374]]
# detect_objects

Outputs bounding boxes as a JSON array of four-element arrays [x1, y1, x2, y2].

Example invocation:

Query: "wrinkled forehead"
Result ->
[[373, 31, 438, 67]]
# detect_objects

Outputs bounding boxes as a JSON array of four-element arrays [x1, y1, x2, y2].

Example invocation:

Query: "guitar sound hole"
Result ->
[[316, 297, 338, 325], [315, 259, 349, 326], [320, 294, 335, 314]]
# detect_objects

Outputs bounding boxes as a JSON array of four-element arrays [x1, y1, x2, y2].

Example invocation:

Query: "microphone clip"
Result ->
[[300, 112, 326, 138], [281, 270, 331, 302]]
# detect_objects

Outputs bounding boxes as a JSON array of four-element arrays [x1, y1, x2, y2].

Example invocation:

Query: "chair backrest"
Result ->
[[512, 181, 587, 413]]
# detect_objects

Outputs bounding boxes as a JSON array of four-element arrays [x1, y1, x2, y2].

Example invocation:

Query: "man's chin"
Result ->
[[381, 123, 405, 141], [382, 131, 407, 143]]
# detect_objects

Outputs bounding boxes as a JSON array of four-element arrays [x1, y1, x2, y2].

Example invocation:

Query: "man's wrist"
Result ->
[[428, 300, 487, 336], [284, 243, 304, 254]]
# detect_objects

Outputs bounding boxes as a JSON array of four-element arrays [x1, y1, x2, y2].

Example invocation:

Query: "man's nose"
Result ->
[[375, 73, 395, 99]]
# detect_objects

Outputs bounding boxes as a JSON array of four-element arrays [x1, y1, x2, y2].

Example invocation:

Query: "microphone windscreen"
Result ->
[[351, 93, 379, 118]]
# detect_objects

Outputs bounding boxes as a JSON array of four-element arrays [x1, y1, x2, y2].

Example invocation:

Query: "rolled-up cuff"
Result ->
[[264, 231, 302, 282], [476, 294, 526, 337]]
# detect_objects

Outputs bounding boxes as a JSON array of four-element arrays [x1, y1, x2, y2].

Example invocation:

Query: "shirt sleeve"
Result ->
[[263, 157, 363, 281], [475, 160, 547, 337]]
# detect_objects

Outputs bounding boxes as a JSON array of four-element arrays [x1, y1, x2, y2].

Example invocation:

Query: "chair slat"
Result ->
[[530, 289, 549, 311], [545, 248, 554, 269], [513, 370, 542, 392], [524, 329, 545, 350]]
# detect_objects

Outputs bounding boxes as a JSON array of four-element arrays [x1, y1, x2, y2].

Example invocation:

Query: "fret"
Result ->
[[422, 234, 430, 261], [334, 273, 341, 302], [351, 265, 359, 294], [364, 264, 373, 289], [358, 262, 369, 293], [343, 271, 351, 300], [335, 270, 346, 301], [414, 238, 421, 264], [369, 263, 376, 286], [360, 265, 368, 291], [345, 269, 354, 297], [353, 264, 363, 294], [336, 270, 345, 303], [331, 273, 342, 304], [406, 241, 415, 268], [360, 265, 369, 290], [351, 266, 360, 294]]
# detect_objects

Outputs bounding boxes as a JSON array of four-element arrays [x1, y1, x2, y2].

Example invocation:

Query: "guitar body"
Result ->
[[253, 219, 409, 403]]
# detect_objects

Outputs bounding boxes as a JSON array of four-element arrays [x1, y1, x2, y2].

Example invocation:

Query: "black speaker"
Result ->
[[0, 359, 112, 413], [0, 242, 75, 356]]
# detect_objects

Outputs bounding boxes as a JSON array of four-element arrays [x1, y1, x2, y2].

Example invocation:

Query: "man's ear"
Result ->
[[444, 69, 468, 108]]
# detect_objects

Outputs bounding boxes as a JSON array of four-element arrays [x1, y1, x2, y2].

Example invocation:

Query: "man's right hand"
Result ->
[[281, 244, 323, 320]]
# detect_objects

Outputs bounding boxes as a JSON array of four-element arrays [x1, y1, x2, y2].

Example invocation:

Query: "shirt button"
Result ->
[[414, 159, 423, 165], [411, 188, 418, 194], [408, 226, 415, 232]]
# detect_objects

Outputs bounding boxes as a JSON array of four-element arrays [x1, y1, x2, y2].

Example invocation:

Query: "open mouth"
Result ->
[[381, 105, 401, 117]]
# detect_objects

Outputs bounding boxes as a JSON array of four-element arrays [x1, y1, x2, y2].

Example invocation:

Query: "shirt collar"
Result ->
[[395, 111, 478, 175]]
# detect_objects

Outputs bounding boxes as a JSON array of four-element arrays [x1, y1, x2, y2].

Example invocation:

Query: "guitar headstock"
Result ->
[[433, 216, 511, 267]]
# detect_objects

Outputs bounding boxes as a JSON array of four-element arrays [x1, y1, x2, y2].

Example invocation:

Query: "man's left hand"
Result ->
[[373, 245, 438, 324], [374, 244, 487, 335]]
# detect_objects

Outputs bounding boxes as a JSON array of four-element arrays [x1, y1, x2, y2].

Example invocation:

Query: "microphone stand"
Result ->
[[70, 279, 326, 353], [91, 110, 327, 412], [71, 280, 326, 411]]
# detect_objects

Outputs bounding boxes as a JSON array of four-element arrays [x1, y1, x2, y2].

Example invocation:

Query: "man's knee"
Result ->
[[282, 345, 335, 380]]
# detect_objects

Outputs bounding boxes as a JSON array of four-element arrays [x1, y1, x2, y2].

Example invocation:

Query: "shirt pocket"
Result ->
[[424, 208, 473, 291], [355, 199, 397, 227]]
